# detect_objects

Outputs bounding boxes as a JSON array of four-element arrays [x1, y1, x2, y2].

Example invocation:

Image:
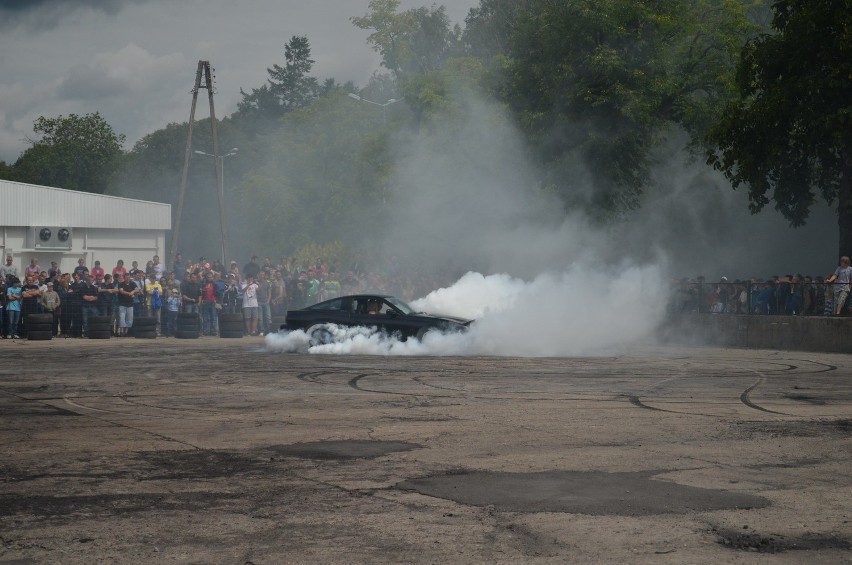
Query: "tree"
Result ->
[[7, 113, 125, 194], [493, 0, 755, 217], [237, 35, 320, 126], [707, 0, 852, 255], [352, 0, 461, 77]]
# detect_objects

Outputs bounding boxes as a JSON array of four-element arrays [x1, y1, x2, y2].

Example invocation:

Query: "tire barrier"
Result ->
[[176, 312, 200, 339], [26, 313, 54, 340], [87, 315, 112, 340], [218, 313, 244, 338], [27, 330, 53, 341], [132, 316, 157, 339]]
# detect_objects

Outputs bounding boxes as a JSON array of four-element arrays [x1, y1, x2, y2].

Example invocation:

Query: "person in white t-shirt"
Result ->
[[241, 275, 259, 336]]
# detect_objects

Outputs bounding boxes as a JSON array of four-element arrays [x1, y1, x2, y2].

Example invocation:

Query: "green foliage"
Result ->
[[237, 35, 320, 129], [6, 112, 125, 194], [352, 0, 461, 76], [498, 0, 754, 217], [707, 0, 852, 252]]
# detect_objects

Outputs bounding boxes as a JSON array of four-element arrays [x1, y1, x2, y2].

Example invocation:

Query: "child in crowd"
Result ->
[[164, 286, 181, 337]]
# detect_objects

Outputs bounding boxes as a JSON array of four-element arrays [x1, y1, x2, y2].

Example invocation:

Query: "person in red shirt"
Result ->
[[90, 260, 105, 283], [200, 271, 219, 336]]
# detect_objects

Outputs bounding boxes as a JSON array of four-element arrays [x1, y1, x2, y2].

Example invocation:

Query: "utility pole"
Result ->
[[171, 61, 229, 266]]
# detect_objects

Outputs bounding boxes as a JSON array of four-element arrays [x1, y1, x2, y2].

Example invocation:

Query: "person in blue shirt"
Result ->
[[6, 278, 22, 339]]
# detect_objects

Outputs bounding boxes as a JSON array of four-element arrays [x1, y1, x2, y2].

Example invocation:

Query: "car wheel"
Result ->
[[306, 324, 335, 346]]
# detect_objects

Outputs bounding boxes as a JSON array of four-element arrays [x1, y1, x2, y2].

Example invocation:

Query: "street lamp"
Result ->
[[194, 147, 238, 264], [347, 93, 402, 123]]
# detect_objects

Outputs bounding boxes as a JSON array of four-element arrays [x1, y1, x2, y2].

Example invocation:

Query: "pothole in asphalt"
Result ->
[[396, 470, 769, 515], [270, 440, 420, 460]]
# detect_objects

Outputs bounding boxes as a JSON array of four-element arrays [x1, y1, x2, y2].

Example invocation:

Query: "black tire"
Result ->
[[88, 323, 111, 333], [27, 323, 53, 333], [176, 325, 200, 334], [133, 317, 157, 327], [218, 321, 244, 331], [134, 330, 157, 339], [306, 324, 335, 346], [27, 313, 54, 324], [218, 313, 243, 323], [90, 316, 112, 325], [27, 330, 53, 341], [219, 330, 244, 339], [174, 330, 199, 339], [88, 330, 111, 339], [177, 312, 199, 320]]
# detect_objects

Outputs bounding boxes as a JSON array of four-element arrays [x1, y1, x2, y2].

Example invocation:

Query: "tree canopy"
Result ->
[[7, 112, 125, 194], [707, 0, 852, 254]]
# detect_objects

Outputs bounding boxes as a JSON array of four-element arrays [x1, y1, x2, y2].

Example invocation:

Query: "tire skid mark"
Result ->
[[740, 375, 793, 416]]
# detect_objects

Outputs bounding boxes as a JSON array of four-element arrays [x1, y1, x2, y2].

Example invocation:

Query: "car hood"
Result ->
[[414, 312, 473, 327]]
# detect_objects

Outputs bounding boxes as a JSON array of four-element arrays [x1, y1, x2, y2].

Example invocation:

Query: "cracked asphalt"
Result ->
[[1, 338, 851, 563]]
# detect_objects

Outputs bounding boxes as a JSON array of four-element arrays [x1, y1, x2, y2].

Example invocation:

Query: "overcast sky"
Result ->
[[0, 0, 478, 163]]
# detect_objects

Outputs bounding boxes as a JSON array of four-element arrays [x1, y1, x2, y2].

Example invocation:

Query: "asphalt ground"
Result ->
[[0, 337, 850, 564]]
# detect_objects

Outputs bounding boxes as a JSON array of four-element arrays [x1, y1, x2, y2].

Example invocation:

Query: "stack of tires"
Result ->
[[218, 313, 244, 338], [87, 315, 112, 340], [271, 315, 286, 334], [175, 312, 200, 339], [133, 316, 157, 339], [27, 313, 54, 341]]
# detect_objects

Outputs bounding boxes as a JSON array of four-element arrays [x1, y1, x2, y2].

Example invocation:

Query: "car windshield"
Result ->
[[386, 296, 415, 315]]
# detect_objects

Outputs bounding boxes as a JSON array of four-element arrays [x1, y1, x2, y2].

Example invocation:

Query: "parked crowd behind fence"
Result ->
[[0, 252, 459, 340], [670, 273, 852, 316]]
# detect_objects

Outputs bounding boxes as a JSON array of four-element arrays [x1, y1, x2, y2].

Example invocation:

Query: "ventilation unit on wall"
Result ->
[[28, 226, 73, 249]]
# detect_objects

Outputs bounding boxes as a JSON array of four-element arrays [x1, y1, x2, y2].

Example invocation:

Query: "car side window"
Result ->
[[312, 298, 343, 311]]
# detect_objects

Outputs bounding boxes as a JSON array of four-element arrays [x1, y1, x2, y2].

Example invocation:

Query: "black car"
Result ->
[[282, 294, 472, 344]]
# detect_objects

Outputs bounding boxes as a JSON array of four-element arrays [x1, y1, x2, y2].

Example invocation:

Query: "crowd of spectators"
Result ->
[[669, 257, 852, 316], [0, 251, 459, 340]]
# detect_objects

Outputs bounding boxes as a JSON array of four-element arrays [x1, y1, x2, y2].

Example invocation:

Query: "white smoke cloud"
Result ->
[[265, 262, 668, 357]]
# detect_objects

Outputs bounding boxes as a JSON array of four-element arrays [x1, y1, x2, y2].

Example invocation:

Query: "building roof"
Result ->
[[0, 180, 171, 230]]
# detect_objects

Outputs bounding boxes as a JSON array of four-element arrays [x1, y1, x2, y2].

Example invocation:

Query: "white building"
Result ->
[[0, 179, 171, 278]]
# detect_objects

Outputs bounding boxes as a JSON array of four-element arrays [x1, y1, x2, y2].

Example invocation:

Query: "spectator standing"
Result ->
[[20, 275, 41, 337], [66, 272, 84, 337], [199, 271, 219, 336], [55, 276, 71, 337], [78, 274, 100, 337], [152, 255, 166, 280], [6, 278, 22, 338], [72, 258, 89, 278], [112, 259, 127, 279], [242, 275, 260, 336], [256, 271, 271, 335], [48, 261, 62, 280], [0, 276, 7, 338], [116, 274, 138, 336], [163, 286, 181, 337], [172, 253, 185, 282], [25, 258, 41, 279], [221, 275, 240, 314], [244, 256, 261, 279], [90, 260, 105, 283], [181, 272, 201, 315], [271, 271, 286, 316], [41, 281, 61, 336], [826, 256, 852, 316], [147, 276, 164, 335], [132, 270, 147, 319], [1, 255, 18, 281], [98, 273, 118, 324]]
